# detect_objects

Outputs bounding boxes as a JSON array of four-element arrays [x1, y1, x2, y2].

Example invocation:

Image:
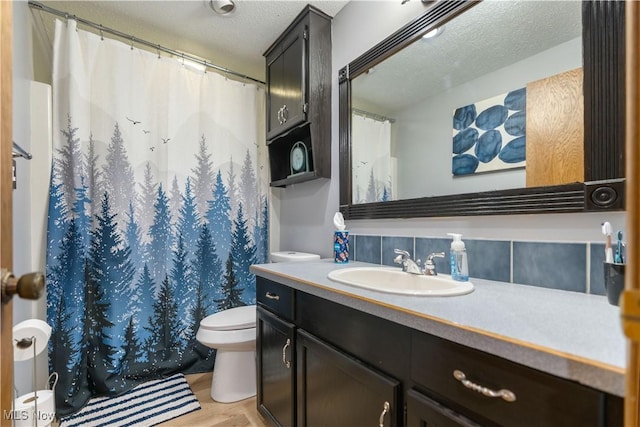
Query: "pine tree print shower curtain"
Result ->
[[47, 19, 268, 416]]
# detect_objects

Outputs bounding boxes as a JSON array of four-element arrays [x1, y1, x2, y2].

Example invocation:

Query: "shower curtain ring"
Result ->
[[99, 25, 104, 41], [130, 36, 134, 50], [157, 45, 161, 59], [181, 53, 185, 67], [203, 61, 207, 73]]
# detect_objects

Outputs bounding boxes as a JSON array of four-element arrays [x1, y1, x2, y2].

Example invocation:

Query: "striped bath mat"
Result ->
[[60, 373, 201, 427]]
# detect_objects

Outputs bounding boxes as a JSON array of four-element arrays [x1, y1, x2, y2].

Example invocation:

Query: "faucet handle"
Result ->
[[424, 252, 446, 276], [394, 248, 411, 259], [427, 252, 446, 262]]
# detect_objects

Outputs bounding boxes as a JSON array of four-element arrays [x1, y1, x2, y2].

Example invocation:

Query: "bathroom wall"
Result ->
[[276, 1, 627, 263], [12, 1, 51, 398]]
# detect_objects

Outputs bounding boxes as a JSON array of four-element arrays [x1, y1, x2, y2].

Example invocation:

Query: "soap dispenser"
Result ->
[[448, 233, 469, 282]]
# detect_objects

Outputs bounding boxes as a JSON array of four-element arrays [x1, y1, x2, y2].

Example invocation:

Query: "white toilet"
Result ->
[[196, 305, 257, 403], [196, 251, 320, 403]]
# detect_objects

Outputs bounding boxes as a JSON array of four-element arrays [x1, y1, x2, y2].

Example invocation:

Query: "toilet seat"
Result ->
[[200, 305, 256, 331]]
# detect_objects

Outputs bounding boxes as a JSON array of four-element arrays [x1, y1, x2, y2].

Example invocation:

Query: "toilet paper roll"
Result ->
[[12, 319, 52, 361], [13, 390, 56, 427]]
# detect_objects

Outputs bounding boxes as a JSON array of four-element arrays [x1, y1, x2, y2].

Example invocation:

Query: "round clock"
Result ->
[[290, 141, 308, 175]]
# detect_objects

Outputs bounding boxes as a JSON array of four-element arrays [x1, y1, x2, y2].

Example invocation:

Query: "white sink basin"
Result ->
[[327, 267, 474, 296]]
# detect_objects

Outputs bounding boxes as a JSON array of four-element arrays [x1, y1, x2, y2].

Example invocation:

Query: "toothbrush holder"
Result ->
[[603, 262, 625, 306]]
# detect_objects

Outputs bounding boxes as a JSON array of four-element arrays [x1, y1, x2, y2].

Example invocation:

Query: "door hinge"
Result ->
[[622, 289, 640, 342], [303, 103, 309, 114]]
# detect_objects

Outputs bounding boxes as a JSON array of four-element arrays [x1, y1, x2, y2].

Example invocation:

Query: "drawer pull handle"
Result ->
[[378, 401, 390, 427], [453, 370, 516, 402], [282, 338, 291, 369], [265, 292, 280, 300]]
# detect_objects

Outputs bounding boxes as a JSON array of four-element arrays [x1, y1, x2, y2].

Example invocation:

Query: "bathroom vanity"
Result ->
[[252, 260, 625, 427]]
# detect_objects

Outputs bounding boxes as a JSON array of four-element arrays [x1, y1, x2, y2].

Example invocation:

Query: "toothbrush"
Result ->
[[602, 222, 614, 263], [615, 230, 624, 264]]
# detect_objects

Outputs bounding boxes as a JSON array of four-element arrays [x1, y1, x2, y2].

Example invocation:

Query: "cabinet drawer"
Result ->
[[411, 331, 603, 427], [257, 278, 295, 321], [406, 388, 481, 427]]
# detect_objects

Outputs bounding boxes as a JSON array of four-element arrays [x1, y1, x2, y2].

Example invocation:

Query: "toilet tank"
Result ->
[[270, 251, 320, 263]]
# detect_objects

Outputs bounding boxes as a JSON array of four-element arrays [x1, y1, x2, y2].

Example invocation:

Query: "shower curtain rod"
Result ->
[[28, 0, 265, 85], [352, 108, 396, 123]]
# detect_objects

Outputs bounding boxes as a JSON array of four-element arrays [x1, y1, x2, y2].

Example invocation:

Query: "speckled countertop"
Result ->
[[250, 259, 626, 397]]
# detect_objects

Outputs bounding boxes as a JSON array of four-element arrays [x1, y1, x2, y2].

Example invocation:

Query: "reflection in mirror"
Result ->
[[350, 1, 583, 204]]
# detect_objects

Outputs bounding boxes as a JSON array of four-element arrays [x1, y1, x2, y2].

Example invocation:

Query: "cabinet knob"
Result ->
[[378, 401, 390, 427], [453, 369, 517, 402], [282, 338, 291, 369]]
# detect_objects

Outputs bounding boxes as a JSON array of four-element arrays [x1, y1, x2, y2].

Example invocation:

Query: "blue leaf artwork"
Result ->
[[475, 130, 502, 163], [453, 128, 478, 154], [453, 105, 477, 130], [452, 88, 526, 176], [452, 154, 480, 175], [499, 136, 526, 163]]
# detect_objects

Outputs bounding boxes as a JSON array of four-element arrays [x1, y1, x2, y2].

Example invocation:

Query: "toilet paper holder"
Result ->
[[12, 320, 55, 426]]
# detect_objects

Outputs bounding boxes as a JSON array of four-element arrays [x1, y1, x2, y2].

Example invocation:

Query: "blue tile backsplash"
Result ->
[[354, 235, 381, 264], [353, 234, 608, 295], [513, 242, 586, 292]]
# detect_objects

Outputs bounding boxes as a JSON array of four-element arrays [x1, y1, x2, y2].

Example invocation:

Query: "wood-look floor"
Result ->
[[157, 372, 270, 427]]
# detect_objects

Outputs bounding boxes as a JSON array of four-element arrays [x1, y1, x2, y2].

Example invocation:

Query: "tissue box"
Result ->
[[334, 231, 349, 263]]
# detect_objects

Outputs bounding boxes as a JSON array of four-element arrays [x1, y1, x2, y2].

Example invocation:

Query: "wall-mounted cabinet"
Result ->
[[264, 5, 332, 187]]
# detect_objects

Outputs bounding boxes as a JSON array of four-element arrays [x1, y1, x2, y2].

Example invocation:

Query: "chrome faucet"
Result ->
[[424, 252, 446, 276], [393, 249, 422, 275]]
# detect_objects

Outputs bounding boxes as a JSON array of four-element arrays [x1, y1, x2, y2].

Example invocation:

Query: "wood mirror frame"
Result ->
[[338, 0, 625, 220]]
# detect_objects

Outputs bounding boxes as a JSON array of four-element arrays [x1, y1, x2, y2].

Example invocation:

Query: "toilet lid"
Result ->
[[200, 305, 256, 331]]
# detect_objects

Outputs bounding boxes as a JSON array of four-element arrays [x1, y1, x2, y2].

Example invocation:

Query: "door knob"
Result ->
[[1, 269, 45, 303]]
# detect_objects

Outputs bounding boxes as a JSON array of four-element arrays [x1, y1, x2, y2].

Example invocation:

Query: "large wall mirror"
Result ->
[[339, 0, 625, 219]]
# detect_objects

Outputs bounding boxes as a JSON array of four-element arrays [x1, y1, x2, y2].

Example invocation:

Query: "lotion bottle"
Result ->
[[448, 233, 469, 282]]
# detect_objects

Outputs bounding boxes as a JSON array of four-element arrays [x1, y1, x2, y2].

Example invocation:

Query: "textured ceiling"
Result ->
[[32, 0, 349, 81], [352, 0, 583, 113]]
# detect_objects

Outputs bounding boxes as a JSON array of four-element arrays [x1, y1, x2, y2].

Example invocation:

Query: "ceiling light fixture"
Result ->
[[210, 0, 236, 16], [422, 26, 444, 39]]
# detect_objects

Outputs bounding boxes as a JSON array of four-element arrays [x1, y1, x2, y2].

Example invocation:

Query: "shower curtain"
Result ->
[[351, 114, 393, 203], [46, 19, 268, 416]]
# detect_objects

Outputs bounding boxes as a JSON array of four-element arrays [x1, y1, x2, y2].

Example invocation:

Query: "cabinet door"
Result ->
[[266, 21, 306, 140], [296, 329, 399, 427], [406, 389, 482, 427], [257, 306, 296, 427]]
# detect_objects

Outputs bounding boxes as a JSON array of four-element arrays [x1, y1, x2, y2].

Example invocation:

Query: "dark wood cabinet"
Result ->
[[257, 306, 296, 427], [255, 277, 623, 427], [263, 5, 332, 187], [265, 19, 306, 141], [296, 329, 399, 427]]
